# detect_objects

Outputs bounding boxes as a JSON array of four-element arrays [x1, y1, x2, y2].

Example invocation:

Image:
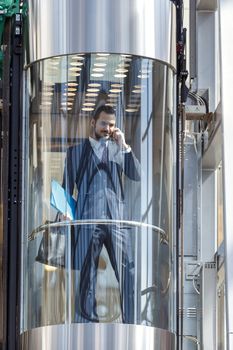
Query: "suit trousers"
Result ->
[[76, 223, 135, 323]]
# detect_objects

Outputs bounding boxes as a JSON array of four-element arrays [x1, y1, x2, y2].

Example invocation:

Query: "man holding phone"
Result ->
[[63, 105, 140, 323]]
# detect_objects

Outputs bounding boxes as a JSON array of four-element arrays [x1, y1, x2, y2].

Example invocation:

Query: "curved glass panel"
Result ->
[[21, 53, 175, 332]]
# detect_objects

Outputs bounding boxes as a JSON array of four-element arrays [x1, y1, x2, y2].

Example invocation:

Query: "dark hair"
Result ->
[[93, 105, 115, 121]]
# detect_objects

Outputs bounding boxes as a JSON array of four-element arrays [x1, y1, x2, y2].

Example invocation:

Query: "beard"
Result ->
[[94, 129, 109, 141]]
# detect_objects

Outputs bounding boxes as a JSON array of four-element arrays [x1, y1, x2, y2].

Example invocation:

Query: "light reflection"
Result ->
[[46, 65, 59, 71], [66, 82, 78, 87], [44, 265, 58, 272], [97, 53, 110, 56], [40, 102, 52, 109], [114, 73, 127, 78], [125, 108, 138, 112], [41, 101, 52, 105], [91, 73, 104, 78], [92, 68, 105, 72], [108, 94, 119, 98], [83, 102, 96, 107], [88, 83, 101, 87], [84, 98, 97, 102], [63, 92, 76, 97], [82, 107, 95, 111], [132, 89, 142, 94], [138, 74, 149, 79], [61, 107, 72, 111], [66, 87, 77, 92], [69, 73, 80, 77], [118, 63, 130, 68], [86, 88, 100, 92], [66, 96, 75, 101], [42, 83, 54, 88], [42, 92, 53, 96], [111, 83, 123, 88], [61, 102, 73, 106], [70, 62, 84, 67], [115, 68, 128, 73], [86, 93, 98, 97], [49, 60, 60, 66], [121, 57, 132, 62], [95, 56, 108, 61], [94, 63, 107, 67], [71, 55, 85, 60], [69, 67, 82, 71], [109, 89, 122, 93]]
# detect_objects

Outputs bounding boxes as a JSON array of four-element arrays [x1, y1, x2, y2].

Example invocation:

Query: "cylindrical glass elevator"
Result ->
[[21, 1, 177, 349]]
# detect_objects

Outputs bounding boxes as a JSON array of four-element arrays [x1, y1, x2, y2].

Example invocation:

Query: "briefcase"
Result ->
[[36, 219, 66, 268]]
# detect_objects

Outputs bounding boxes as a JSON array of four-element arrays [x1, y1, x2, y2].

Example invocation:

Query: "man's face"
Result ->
[[91, 111, 116, 140]]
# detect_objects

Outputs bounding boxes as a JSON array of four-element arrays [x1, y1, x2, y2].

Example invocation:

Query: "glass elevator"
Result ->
[[19, 0, 177, 349]]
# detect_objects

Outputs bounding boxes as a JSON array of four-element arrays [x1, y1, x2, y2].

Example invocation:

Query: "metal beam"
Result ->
[[196, 0, 217, 11], [196, 10, 218, 112]]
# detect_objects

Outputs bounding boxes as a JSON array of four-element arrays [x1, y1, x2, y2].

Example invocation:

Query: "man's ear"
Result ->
[[90, 118, 95, 127]]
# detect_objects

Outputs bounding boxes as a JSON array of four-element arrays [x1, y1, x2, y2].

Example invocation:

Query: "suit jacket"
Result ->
[[63, 138, 141, 221], [62, 139, 140, 269]]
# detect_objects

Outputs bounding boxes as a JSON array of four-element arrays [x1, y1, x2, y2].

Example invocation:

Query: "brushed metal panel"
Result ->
[[219, 0, 233, 347], [21, 324, 175, 350], [27, 0, 176, 68]]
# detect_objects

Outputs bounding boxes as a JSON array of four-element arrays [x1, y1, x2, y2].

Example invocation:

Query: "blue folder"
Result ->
[[50, 179, 76, 220]]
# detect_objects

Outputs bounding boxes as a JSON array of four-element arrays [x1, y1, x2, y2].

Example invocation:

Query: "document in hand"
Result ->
[[50, 179, 76, 220]]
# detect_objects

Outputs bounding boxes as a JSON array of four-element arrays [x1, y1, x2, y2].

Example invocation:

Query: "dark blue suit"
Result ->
[[63, 139, 140, 323]]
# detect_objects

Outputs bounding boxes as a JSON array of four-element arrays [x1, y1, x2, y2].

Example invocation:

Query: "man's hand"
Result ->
[[111, 128, 130, 150], [59, 213, 71, 221]]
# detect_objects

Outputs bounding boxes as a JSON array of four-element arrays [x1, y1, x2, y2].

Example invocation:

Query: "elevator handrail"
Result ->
[[28, 219, 168, 242]]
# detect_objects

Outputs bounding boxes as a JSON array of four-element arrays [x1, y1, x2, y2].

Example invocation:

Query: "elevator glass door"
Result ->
[[21, 53, 175, 334]]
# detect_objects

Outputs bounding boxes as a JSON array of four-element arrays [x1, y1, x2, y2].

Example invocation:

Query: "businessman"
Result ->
[[63, 105, 140, 323]]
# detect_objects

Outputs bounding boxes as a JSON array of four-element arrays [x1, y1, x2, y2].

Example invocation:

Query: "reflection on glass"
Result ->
[[21, 53, 175, 333]]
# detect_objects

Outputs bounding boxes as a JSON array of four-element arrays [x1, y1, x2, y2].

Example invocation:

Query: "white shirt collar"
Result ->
[[88, 136, 128, 163], [89, 137, 108, 159]]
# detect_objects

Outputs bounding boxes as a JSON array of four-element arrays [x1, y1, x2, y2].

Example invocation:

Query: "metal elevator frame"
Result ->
[[1, 11, 23, 350]]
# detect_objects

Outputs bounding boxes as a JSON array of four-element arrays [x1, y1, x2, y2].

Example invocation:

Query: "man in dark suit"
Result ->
[[63, 105, 140, 323]]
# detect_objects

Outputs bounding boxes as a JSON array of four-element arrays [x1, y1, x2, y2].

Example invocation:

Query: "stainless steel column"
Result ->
[[27, 0, 176, 67], [21, 324, 175, 350]]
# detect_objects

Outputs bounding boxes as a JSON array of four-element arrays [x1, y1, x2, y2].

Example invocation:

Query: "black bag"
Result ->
[[36, 218, 66, 268]]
